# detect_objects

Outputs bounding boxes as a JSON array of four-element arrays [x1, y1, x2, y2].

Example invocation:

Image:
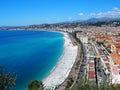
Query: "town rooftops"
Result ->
[[113, 65, 119, 75], [114, 59, 120, 65], [88, 71, 95, 79], [110, 53, 119, 57]]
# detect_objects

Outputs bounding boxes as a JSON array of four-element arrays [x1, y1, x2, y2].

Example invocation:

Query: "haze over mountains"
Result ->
[[0, 17, 120, 28], [67, 17, 120, 23]]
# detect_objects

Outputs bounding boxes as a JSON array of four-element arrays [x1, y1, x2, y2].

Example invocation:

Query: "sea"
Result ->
[[0, 30, 64, 90]]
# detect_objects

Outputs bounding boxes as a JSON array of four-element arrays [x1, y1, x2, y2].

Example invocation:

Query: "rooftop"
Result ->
[[88, 71, 95, 79]]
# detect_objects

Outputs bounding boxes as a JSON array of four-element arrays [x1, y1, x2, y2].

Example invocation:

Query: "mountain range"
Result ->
[[0, 17, 120, 28], [74, 17, 120, 23]]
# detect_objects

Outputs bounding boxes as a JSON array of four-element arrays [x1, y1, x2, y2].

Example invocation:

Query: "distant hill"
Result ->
[[60, 17, 120, 24], [1, 17, 120, 30], [81, 17, 120, 22], [85, 17, 111, 22]]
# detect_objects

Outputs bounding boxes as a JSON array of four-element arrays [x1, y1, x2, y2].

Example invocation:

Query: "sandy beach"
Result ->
[[43, 32, 78, 89]]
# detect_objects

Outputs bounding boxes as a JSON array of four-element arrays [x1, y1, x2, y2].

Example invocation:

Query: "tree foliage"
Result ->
[[65, 76, 74, 89], [0, 65, 16, 90], [28, 80, 44, 90]]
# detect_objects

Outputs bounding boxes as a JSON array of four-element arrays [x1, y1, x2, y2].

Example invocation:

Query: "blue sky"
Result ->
[[0, 0, 120, 26]]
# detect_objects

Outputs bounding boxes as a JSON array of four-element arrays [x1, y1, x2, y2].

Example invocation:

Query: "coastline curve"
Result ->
[[43, 32, 78, 89]]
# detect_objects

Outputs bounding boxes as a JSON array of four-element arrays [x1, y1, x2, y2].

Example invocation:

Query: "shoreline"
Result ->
[[43, 32, 78, 89]]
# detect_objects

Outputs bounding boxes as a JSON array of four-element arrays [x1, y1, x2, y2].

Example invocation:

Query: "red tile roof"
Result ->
[[88, 71, 95, 79], [114, 59, 120, 65], [110, 53, 119, 57], [89, 62, 94, 64], [113, 66, 119, 75]]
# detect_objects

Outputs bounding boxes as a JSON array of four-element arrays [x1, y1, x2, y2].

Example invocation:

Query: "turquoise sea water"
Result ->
[[0, 30, 64, 90]]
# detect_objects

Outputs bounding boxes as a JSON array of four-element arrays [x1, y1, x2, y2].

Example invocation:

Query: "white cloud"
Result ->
[[113, 7, 120, 11], [79, 13, 84, 16], [89, 7, 120, 18]]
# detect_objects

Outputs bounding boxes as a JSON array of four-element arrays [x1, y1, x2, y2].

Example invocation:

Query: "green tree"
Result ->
[[28, 80, 44, 90], [65, 76, 74, 89], [0, 65, 16, 90]]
